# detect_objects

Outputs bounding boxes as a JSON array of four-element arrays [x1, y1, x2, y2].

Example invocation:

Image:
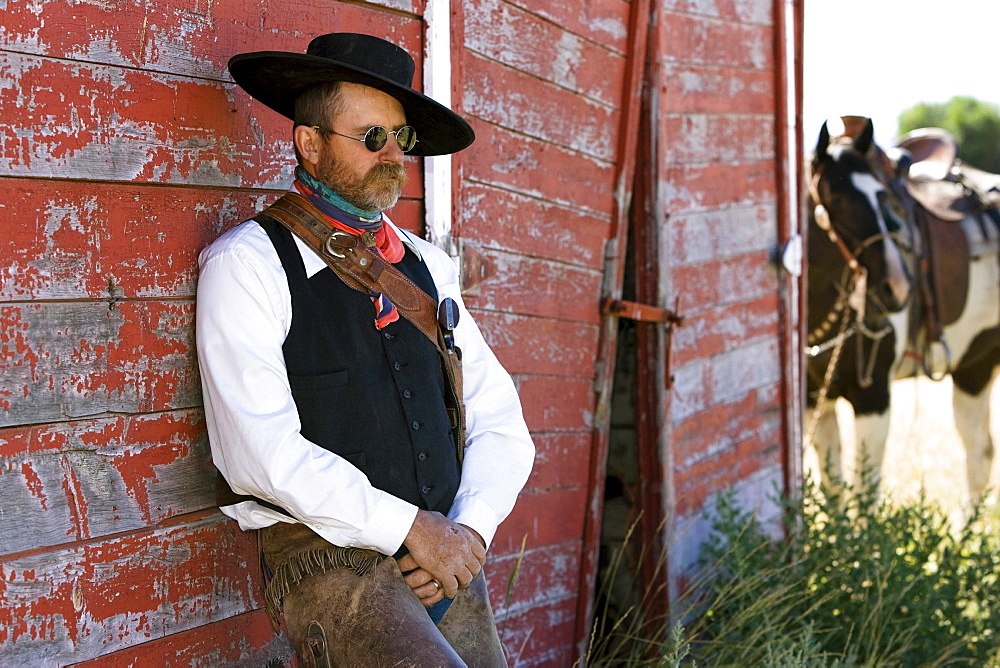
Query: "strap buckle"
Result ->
[[324, 229, 357, 259]]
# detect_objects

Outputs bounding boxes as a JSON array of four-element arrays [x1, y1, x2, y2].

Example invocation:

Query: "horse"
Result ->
[[805, 116, 1000, 501]]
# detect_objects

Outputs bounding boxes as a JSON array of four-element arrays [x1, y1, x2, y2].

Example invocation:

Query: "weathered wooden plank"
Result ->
[[673, 385, 781, 474], [0, 0, 424, 81], [672, 294, 779, 366], [497, 0, 631, 53], [463, 53, 620, 162], [0, 51, 429, 191], [514, 376, 595, 433], [662, 161, 777, 211], [661, 0, 772, 24], [71, 609, 291, 667], [489, 592, 579, 666], [659, 62, 775, 114], [0, 513, 261, 664], [462, 122, 615, 217], [675, 436, 782, 514], [661, 113, 776, 165], [522, 432, 594, 493], [666, 203, 778, 266], [463, 247, 603, 323], [660, 12, 774, 69], [464, 1, 626, 107], [669, 250, 778, 314], [0, 178, 424, 302], [0, 410, 213, 556], [492, 486, 588, 554], [0, 300, 199, 427], [0, 51, 287, 188], [488, 541, 582, 623], [459, 181, 610, 271], [0, 180, 272, 301], [473, 311, 599, 377]]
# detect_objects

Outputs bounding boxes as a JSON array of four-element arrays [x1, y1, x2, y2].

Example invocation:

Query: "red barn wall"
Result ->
[[0, 0, 799, 664]]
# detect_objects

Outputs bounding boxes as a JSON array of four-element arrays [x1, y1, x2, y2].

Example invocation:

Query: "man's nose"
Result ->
[[379, 133, 406, 162]]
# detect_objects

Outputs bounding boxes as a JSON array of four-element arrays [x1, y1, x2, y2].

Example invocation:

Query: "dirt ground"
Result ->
[[804, 376, 1000, 518]]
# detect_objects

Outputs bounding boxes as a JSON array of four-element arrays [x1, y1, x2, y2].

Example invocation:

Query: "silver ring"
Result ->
[[432, 580, 441, 590]]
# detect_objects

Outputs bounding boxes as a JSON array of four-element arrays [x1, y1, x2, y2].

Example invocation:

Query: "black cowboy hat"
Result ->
[[228, 33, 474, 156]]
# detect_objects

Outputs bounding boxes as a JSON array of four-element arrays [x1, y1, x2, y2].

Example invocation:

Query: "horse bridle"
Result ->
[[806, 163, 901, 391]]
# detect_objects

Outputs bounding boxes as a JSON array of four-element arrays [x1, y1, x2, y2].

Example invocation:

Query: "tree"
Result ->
[[897, 96, 1000, 173]]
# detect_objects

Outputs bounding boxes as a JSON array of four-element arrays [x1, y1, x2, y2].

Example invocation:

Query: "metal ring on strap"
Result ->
[[324, 229, 356, 259]]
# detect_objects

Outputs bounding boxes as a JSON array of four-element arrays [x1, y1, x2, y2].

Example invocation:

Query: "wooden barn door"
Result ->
[[576, 0, 672, 652]]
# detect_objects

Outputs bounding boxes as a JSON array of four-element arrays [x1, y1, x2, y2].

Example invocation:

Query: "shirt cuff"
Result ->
[[309, 491, 419, 556], [448, 495, 500, 549]]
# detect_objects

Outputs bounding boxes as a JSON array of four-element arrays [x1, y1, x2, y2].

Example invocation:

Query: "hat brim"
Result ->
[[228, 52, 474, 156]]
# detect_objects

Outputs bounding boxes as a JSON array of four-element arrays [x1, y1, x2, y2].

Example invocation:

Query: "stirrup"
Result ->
[[922, 337, 952, 381]]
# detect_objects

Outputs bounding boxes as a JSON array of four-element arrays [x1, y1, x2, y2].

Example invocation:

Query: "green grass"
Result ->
[[585, 471, 1000, 666]]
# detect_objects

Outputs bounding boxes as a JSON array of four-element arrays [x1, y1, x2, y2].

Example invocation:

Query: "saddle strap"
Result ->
[[261, 192, 440, 341]]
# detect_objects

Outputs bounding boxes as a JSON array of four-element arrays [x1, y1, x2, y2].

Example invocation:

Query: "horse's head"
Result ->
[[809, 118, 912, 324]]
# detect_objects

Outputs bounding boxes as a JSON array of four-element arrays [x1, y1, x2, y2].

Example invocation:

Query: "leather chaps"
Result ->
[[260, 522, 507, 667]]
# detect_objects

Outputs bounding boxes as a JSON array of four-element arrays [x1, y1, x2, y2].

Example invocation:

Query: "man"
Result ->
[[196, 33, 534, 666]]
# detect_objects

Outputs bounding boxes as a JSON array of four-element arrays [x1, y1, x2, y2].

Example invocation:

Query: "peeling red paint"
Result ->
[[0, 516, 260, 661], [19, 462, 48, 510]]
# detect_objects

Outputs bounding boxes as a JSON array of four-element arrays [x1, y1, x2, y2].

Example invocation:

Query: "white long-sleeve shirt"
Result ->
[[196, 216, 535, 556]]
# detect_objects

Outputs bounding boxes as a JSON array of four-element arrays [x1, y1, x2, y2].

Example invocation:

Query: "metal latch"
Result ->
[[601, 297, 685, 389]]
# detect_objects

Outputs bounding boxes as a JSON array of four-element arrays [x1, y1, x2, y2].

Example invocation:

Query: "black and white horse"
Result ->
[[806, 117, 1000, 500]]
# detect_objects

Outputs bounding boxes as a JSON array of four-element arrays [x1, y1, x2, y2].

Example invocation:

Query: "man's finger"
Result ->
[[415, 582, 445, 607], [455, 566, 475, 589], [397, 553, 419, 573], [440, 574, 460, 599], [403, 566, 433, 590]]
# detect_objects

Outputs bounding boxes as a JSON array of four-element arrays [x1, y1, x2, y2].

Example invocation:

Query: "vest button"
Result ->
[[417, 451, 427, 462], [421, 485, 432, 495], [403, 389, 412, 399], [411, 421, 420, 430], [394, 362, 401, 371], [384, 332, 394, 341]]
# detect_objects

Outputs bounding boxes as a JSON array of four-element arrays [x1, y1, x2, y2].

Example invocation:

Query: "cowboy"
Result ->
[[196, 33, 535, 666]]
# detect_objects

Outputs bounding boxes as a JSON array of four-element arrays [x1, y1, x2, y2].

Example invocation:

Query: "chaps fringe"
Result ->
[[264, 546, 383, 626]]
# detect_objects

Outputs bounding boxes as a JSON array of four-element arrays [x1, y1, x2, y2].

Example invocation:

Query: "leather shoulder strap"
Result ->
[[256, 192, 440, 343]]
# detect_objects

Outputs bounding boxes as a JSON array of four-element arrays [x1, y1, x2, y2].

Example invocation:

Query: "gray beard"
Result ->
[[318, 158, 406, 212]]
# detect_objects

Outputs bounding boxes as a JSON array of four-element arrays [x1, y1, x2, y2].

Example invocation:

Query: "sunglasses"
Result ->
[[315, 125, 418, 153]]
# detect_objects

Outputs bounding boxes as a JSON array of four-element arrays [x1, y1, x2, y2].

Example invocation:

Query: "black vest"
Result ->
[[260, 220, 460, 516]]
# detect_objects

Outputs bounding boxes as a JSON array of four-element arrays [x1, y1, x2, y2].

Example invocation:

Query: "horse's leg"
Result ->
[[844, 332, 897, 492], [810, 401, 843, 491], [951, 327, 1000, 503], [953, 367, 999, 502], [851, 409, 892, 490]]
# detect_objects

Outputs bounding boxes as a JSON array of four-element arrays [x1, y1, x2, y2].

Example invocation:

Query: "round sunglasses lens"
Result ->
[[397, 126, 417, 152], [364, 126, 389, 152]]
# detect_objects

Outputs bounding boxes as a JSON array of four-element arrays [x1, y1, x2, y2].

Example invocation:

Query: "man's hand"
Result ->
[[398, 561, 445, 607], [400, 510, 486, 599]]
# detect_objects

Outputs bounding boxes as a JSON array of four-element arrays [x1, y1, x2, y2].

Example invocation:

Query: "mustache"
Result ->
[[367, 162, 406, 185]]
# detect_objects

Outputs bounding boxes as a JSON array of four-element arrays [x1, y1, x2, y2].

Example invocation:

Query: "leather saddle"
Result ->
[[899, 128, 1000, 221], [896, 128, 1000, 330]]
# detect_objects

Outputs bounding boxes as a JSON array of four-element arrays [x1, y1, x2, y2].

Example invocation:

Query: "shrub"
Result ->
[[586, 472, 1000, 666]]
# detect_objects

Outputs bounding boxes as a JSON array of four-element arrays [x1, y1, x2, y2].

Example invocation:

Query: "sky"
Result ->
[[803, 0, 1000, 151]]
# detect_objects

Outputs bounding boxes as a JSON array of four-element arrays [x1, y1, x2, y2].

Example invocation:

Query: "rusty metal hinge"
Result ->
[[602, 297, 685, 389]]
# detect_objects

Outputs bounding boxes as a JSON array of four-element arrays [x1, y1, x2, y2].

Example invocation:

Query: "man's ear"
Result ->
[[293, 125, 322, 170]]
